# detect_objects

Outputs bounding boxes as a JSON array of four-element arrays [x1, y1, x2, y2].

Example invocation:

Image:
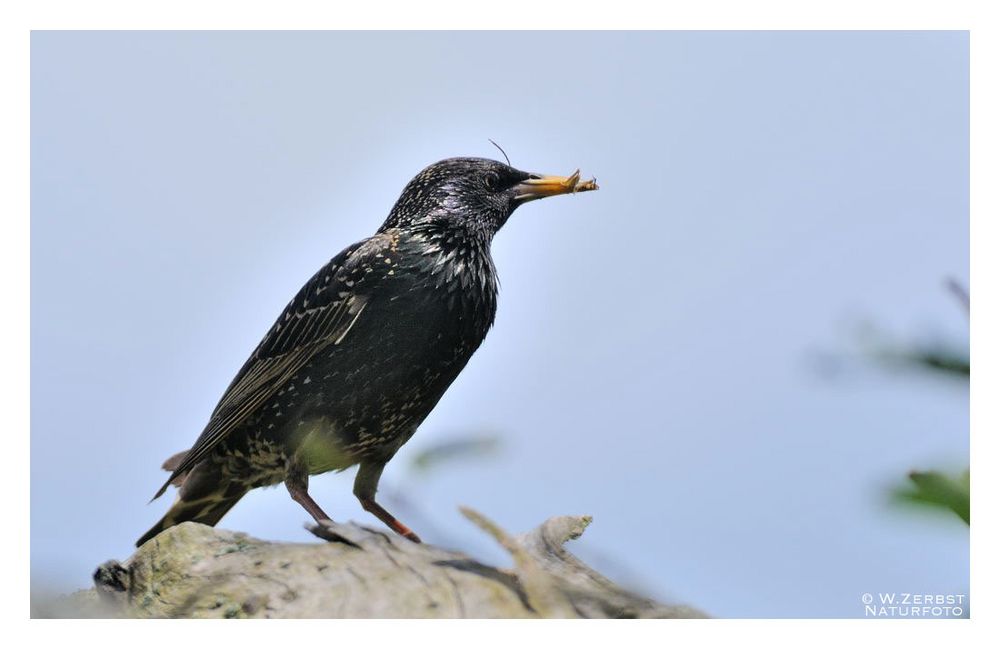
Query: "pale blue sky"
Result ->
[[31, 31, 968, 617]]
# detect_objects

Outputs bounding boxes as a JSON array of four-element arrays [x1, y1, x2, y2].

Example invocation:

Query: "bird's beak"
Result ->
[[514, 169, 599, 203]]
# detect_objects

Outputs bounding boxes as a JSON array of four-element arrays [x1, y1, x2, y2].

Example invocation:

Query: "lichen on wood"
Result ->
[[53, 509, 706, 619]]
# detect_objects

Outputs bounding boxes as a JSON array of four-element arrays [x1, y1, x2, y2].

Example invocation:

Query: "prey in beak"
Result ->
[[514, 169, 599, 203]]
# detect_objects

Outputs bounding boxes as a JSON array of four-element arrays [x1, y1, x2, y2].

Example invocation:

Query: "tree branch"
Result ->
[[52, 509, 706, 618]]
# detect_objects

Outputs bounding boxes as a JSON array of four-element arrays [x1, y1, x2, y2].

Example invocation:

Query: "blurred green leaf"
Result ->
[[892, 347, 969, 378], [852, 282, 969, 380], [893, 469, 970, 525], [409, 435, 501, 474]]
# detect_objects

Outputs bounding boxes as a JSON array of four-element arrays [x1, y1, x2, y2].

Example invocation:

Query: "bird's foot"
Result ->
[[306, 519, 364, 548]]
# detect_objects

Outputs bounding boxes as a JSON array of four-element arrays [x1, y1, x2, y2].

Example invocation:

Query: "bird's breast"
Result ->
[[385, 251, 497, 360], [318, 249, 491, 389], [275, 241, 500, 464]]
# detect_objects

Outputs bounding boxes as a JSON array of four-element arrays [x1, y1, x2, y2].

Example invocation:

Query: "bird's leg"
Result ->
[[354, 460, 422, 543], [285, 471, 333, 523]]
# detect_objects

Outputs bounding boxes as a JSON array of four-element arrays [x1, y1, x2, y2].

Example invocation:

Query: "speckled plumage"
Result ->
[[138, 157, 597, 547]]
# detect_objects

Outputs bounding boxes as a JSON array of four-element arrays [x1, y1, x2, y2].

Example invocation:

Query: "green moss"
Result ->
[[213, 538, 255, 558]]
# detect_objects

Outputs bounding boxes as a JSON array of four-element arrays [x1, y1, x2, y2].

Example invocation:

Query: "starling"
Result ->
[[138, 157, 598, 547]]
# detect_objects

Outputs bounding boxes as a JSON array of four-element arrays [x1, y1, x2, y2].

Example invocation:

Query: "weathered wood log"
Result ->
[[57, 509, 706, 618]]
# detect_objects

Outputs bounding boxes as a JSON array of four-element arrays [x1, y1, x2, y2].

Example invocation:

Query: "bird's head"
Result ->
[[381, 157, 598, 238]]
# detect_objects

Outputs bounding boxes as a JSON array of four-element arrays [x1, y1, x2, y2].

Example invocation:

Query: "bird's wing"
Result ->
[[152, 233, 397, 499]]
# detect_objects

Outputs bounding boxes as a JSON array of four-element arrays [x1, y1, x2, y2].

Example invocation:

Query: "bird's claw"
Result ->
[[307, 520, 364, 548]]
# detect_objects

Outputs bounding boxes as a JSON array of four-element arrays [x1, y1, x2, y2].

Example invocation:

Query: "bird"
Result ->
[[137, 156, 598, 547]]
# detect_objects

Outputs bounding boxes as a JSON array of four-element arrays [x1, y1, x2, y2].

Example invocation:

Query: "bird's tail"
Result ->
[[136, 488, 247, 547]]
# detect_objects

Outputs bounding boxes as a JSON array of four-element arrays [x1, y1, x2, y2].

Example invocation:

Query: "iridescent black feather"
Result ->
[[138, 157, 592, 546]]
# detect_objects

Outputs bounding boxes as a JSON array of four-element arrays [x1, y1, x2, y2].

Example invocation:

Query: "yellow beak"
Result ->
[[514, 169, 599, 203]]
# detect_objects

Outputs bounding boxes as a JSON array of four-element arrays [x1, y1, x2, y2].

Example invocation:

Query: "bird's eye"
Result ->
[[484, 172, 500, 191]]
